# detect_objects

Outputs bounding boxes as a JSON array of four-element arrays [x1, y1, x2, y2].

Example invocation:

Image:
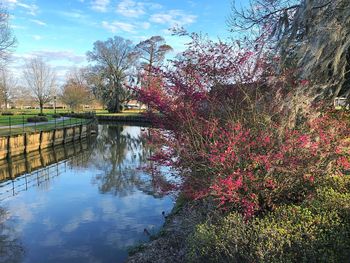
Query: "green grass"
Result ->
[[0, 108, 144, 116], [0, 114, 56, 126], [0, 117, 91, 136]]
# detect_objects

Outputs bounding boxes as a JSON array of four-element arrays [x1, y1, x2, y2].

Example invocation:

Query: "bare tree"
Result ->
[[86, 36, 138, 113], [60, 68, 92, 110], [0, 68, 16, 109], [135, 36, 172, 87], [13, 86, 34, 109], [23, 58, 56, 114], [0, 4, 16, 66]]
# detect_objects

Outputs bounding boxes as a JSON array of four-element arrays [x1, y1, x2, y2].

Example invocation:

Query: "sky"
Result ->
[[4, 0, 243, 82]]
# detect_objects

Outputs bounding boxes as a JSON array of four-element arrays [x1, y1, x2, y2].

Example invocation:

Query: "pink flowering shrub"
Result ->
[[135, 32, 350, 218]]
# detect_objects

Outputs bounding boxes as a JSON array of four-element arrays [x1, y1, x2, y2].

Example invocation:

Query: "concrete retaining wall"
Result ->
[[26, 133, 41, 153], [54, 129, 64, 146], [73, 126, 81, 140], [64, 127, 74, 143], [41, 131, 54, 149], [0, 137, 8, 160], [0, 123, 95, 160], [0, 139, 91, 181], [8, 134, 26, 157]]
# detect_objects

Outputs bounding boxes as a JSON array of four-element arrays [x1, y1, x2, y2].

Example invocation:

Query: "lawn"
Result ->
[[0, 114, 55, 126], [0, 117, 91, 136]]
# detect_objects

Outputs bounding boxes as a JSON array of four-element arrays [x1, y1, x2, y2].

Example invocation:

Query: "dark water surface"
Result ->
[[0, 124, 173, 263]]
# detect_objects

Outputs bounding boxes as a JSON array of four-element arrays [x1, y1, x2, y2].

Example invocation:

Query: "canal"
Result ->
[[0, 124, 174, 263]]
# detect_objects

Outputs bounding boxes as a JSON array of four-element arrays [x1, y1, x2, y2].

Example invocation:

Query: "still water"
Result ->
[[0, 124, 173, 263]]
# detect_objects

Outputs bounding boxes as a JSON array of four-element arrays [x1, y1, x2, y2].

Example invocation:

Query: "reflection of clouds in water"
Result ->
[[61, 219, 80, 233], [42, 217, 57, 231], [0, 125, 173, 262], [4, 194, 50, 233], [40, 231, 63, 247], [48, 246, 102, 263], [62, 207, 97, 233]]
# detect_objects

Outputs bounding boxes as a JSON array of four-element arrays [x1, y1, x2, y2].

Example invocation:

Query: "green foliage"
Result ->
[[60, 112, 95, 119], [1, 112, 14, 115], [187, 175, 350, 263], [51, 113, 61, 118], [127, 243, 147, 256], [27, 116, 48, 122]]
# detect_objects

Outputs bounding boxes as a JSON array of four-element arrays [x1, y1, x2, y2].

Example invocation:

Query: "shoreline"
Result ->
[[126, 199, 205, 263]]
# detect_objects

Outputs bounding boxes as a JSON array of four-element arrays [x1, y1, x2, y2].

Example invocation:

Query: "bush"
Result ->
[[1, 112, 14, 115], [187, 175, 350, 263], [27, 116, 48, 122], [37, 113, 46, 116], [60, 112, 95, 119], [51, 113, 61, 118]]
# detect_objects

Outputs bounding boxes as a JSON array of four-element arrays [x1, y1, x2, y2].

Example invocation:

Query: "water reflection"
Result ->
[[0, 207, 24, 263], [0, 139, 94, 202], [0, 124, 173, 263], [91, 125, 162, 198]]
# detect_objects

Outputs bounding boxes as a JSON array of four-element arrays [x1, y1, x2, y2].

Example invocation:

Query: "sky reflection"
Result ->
[[0, 124, 173, 263]]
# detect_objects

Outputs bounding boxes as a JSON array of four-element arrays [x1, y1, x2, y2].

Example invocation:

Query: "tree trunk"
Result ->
[[115, 97, 121, 113], [39, 101, 43, 114]]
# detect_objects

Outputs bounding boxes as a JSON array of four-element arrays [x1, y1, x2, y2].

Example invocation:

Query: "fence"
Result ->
[[0, 113, 96, 137], [0, 144, 92, 202]]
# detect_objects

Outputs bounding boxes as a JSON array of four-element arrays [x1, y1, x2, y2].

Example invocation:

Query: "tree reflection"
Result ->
[[91, 124, 168, 198], [0, 207, 24, 263]]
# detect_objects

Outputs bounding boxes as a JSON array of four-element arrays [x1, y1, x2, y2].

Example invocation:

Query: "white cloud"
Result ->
[[101, 21, 135, 33], [15, 50, 86, 64], [11, 24, 26, 29], [59, 10, 86, 20], [91, 0, 110, 12], [116, 0, 145, 18], [58, 10, 97, 27], [30, 19, 47, 26], [141, 22, 150, 30], [3, 0, 39, 16], [150, 10, 197, 27], [17, 2, 38, 16], [32, 35, 42, 40]]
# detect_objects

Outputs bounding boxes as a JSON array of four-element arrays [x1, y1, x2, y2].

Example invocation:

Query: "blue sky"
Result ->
[[4, 0, 243, 81]]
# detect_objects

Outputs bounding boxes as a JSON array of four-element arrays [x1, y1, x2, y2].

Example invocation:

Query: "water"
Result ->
[[0, 124, 173, 263]]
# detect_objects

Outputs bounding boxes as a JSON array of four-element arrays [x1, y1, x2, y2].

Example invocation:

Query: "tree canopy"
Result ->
[[87, 36, 138, 113]]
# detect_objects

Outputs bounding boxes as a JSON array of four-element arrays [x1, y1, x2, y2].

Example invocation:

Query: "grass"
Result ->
[[0, 114, 55, 126], [0, 117, 91, 136], [0, 108, 145, 116]]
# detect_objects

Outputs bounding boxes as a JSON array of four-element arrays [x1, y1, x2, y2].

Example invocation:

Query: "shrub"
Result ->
[[51, 113, 61, 118], [37, 113, 46, 116], [135, 29, 350, 218], [60, 112, 95, 119], [187, 175, 350, 263], [1, 112, 14, 115], [27, 116, 48, 122]]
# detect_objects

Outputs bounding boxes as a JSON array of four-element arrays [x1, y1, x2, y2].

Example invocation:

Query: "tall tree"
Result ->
[[86, 36, 138, 113], [0, 68, 16, 109], [229, 0, 350, 104], [23, 58, 56, 114], [0, 4, 16, 66], [135, 36, 172, 88], [61, 69, 92, 110]]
